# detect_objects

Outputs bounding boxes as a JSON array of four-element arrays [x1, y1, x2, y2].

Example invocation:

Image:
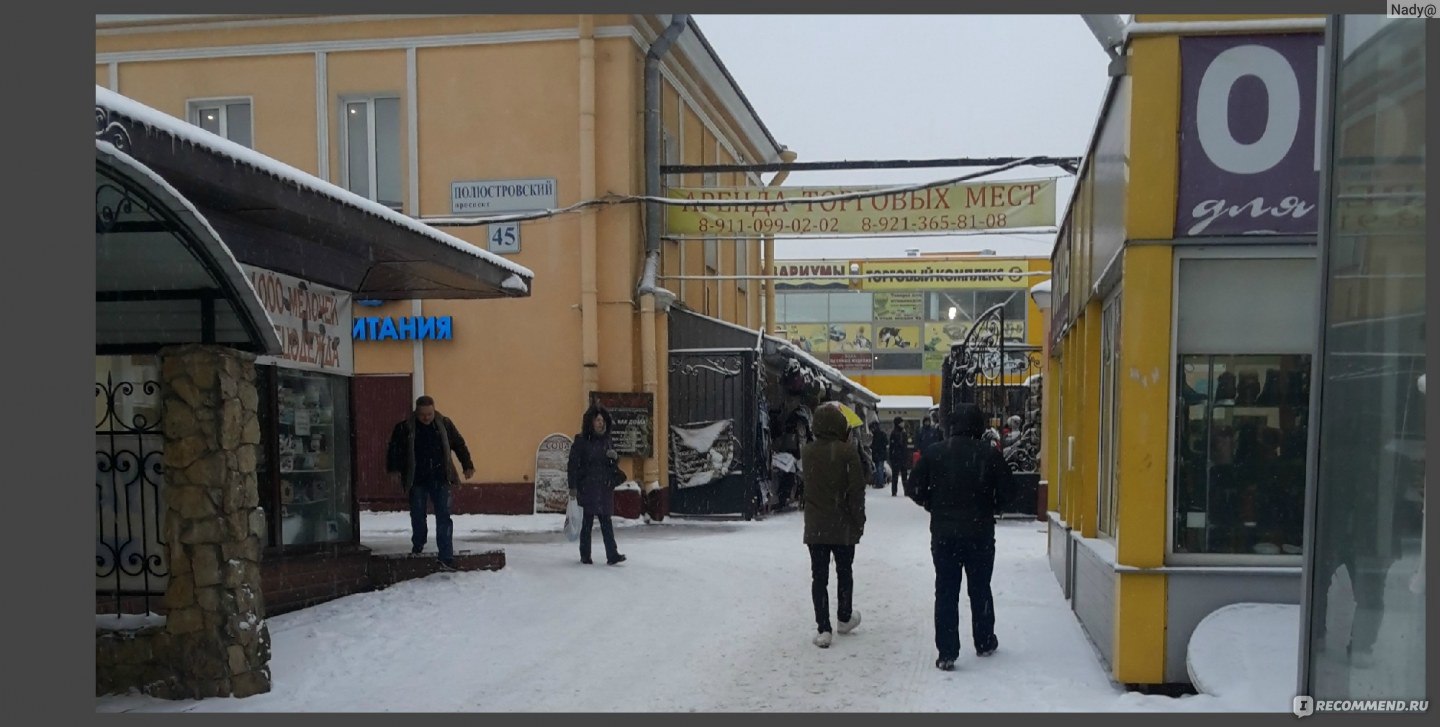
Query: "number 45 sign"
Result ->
[[488, 222, 521, 254]]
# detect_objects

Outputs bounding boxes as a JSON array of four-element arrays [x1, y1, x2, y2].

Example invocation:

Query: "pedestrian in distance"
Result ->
[[888, 417, 913, 497], [568, 403, 627, 565], [801, 402, 868, 648], [868, 421, 889, 489], [908, 404, 1014, 671]]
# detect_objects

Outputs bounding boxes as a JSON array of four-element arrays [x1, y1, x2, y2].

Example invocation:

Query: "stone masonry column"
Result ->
[[156, 345, 272, 699]]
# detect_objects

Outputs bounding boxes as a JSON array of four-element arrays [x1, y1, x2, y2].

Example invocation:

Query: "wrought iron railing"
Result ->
[[96, 367, 168, 615]]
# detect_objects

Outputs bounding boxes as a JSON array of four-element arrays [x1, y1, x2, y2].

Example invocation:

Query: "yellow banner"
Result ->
[[873, 324, 922, 351], [667, 179, 1056, 236], [827, 323, 876, 352], [859, 260, 1031, 291], [777, 324, 830, 354]]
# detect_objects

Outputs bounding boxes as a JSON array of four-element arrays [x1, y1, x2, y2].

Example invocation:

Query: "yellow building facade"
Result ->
[[97, 14, 784, 507], [1043, 14, 1327, 687]]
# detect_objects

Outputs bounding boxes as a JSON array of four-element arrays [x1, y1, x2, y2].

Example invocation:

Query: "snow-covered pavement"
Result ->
[[97, 490, 1272, 712]]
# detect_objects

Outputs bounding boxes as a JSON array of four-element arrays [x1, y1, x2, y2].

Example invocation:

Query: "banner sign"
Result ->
[[858, 260, 1030, 291], [873, 292, 924, 320], [774, 259, 851, 290], [589, 392, 654, 458], [667, 179, 1056, 236], [241, 265, 353, 375], [1177, 34, 1324, 236]]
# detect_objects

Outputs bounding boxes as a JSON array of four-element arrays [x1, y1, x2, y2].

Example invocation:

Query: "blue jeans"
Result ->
[[873, 461, 887, 488], [409, 483, 454, 562], [931, 536, 997, 660]]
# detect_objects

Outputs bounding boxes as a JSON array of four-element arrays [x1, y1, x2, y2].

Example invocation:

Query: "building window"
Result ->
[[779, 293, 828, 323], [1305, 14, 1426, 700], [341, 96, 402, 211], [1171, 253, 1316, 562], [188, 99, 252, 148], [1097, 290, 1121, 538]]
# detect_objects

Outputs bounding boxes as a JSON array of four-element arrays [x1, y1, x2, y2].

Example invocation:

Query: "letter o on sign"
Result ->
[[1196, 45, 1301, 175]]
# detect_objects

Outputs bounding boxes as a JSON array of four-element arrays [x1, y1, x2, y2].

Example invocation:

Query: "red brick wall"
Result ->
[[362, 482, 536, 515], [259, 545, 373, 616]]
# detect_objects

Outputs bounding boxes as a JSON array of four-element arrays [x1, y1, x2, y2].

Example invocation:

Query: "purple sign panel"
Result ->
[[1177, 34, 1325, 237]]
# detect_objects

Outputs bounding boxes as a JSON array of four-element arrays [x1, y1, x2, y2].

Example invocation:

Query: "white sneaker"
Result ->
[[813, 631, 833, 648], [837, 611, 862, 634]]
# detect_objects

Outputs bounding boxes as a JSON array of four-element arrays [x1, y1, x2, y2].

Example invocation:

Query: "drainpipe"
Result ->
[[580, 16, 600, 409], [763, 147, 797, 333], [638, 14, 688, 489]]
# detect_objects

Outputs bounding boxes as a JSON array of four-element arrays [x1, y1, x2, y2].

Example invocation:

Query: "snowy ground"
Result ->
[[97, 490, 1288, 712]]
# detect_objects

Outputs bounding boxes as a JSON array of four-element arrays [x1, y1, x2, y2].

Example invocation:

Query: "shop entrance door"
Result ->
[[352, 374, 413, 510]]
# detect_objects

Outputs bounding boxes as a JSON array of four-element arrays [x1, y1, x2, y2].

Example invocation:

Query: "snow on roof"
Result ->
[[95, 86, 534, 284], [877, 395, 934, 411], [763, 333, 880, 404]]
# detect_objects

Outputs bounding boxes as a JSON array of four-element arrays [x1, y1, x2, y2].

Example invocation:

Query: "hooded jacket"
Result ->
[[386, 410, 473, 491], [801, 404, 867, 545], [568, 404, 623, 515]]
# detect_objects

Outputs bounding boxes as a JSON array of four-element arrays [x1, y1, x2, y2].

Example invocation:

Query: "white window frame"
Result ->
[[187, 96, 254, 147], [1166, 244, 1317, 567], [339, 94, 402, 212]]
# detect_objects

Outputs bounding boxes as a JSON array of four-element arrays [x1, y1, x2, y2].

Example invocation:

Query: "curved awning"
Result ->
[[96, 86, 534, 300], [97, 140, 281, 356]]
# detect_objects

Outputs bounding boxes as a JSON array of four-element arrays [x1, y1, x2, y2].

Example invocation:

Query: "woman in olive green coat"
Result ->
[[801, 402, 868, 648]]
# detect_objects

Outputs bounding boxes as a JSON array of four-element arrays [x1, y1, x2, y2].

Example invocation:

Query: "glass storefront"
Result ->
[[1305, 14, 1426, 700], [257, 367, 356, 548]]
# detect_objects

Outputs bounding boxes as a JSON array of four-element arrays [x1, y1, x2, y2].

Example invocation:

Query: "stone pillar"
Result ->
[[156, 345, 271, 699]]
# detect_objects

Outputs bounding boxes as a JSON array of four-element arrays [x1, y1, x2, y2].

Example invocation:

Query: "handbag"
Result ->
[[563, 497, 582, 542]]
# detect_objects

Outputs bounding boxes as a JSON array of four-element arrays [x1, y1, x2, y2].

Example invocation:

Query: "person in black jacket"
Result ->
[[386, 396, 475, 570], [908, 404, 1014, 670], [568, 403, 627, 565], [888, 417, 912, 497], [915, 415, 943, 453], [867, 421, 889, 489]]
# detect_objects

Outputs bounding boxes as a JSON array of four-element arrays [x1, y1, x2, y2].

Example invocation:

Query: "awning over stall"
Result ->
[[96, 86, 534, 301]]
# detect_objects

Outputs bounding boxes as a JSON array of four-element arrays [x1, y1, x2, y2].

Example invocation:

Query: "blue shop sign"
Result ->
[[351, 316, 454, 341]]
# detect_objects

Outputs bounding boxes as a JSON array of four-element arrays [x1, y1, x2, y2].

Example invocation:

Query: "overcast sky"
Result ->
[[690, 15, 1114, 260]]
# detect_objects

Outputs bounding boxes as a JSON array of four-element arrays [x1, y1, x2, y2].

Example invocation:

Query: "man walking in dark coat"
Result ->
[[908, 404, 1013, 670], [801, 402, 868, 648], [568, 403, 627, 565], [888, 417, 913, 497], [387, 396, 475, 570]]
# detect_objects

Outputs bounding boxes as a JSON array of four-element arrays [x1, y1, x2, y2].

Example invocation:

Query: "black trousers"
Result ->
[[890, 462, 909, 496], [931, 536, 997, 660], [808, 544, 855, 633], [579, 508, 620, 562]]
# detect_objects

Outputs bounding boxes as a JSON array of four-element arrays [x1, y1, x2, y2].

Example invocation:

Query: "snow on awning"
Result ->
[[762, 333, 881, 405], [96, 140, 282, 356], [95, 86, 534, 300]]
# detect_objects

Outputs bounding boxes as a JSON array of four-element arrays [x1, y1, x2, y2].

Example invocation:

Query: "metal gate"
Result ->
[[96, 357, 168, 614], [940, 305, 1044, 514], [667, 348, 762, 519]]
